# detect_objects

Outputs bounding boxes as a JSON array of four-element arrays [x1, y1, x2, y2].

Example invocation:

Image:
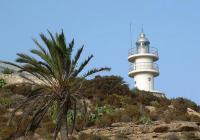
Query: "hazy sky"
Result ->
[[1, 0, 200, 104]]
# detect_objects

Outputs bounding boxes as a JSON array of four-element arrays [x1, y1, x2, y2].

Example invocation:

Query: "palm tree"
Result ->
[[2, 30, 110, 140]]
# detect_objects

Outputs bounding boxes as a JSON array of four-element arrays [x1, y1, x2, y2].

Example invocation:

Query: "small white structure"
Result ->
[[128, 31, 161, 93]]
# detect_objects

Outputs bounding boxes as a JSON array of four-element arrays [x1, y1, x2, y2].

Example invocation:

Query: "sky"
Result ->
[[0, 0, 200, 104]]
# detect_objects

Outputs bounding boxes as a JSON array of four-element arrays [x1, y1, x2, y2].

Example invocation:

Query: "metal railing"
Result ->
[[128, 47, 158, 57], [129, 62, 159, 73]]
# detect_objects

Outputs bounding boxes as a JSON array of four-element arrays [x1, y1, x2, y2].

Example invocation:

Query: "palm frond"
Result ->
[[26, 97, 54, 133], [83, 67, 111, 78], [71, 45, 84, 69], [72, 55, 93, 77], [0, 61, 23, 71], [32, 38, 46, 54]]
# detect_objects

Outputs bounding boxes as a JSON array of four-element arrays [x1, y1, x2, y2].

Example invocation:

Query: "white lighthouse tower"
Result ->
[[128, 31, 160, 92]]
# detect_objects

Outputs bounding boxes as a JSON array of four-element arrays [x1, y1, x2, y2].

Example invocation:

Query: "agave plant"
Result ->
[[2, 30, 110, 140]]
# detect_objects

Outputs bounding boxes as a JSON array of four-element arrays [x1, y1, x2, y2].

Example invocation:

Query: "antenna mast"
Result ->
[[129, 22, 133, 48]]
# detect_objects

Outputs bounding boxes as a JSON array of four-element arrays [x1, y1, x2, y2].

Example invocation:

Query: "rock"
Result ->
[[111, 122, 126, 127], [16, 133, 45, 140], [15, 111, 23, 116], [145, 106, 156, 113], [171, 121, 199, 132], [7, 108, 23, 116], [168, 105, 174, 109], [153, 125, 169, 133], [176, 125, 198, 132], [167, 133, 180, 140], [187, 107, 200, 118], [10, 94, 25, 103], [80, 121, 200, 140], [7, 108, 14, 112]]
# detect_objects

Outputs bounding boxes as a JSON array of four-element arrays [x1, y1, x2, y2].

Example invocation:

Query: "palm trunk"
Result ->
[[60, 115, 68, 140]]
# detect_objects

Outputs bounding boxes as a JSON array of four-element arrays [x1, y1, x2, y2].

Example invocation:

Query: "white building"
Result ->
[[128, 31, 162, 93]]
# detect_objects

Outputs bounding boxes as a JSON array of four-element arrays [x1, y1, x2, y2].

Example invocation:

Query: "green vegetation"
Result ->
[[171, 97, 199, 112], [0, 75, 200, 139], [150, 100, 160, 108], [139, 115, 152, 125], [0, 97, 13, 107], [1, 30, 110, 140], [2, 67, 14, 74], [0, 78, 6, 88]]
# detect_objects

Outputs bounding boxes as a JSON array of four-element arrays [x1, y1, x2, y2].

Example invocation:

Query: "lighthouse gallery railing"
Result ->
[[129, 62, 159, 73], [128, 47, 158, 57]]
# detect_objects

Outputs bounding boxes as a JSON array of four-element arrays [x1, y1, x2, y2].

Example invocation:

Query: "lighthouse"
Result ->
[[128, 31, 160, 92]]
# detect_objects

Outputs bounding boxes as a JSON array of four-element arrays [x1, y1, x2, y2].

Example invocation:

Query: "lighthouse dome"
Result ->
[[136, 32, 150, 46]]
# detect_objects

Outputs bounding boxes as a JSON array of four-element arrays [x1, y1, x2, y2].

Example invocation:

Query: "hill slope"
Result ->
[[0, 75, 200, 140]]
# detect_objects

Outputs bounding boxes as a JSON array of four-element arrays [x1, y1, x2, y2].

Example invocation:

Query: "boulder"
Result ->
[[187, 107, 200, 118], [153, 125, 169, 133]]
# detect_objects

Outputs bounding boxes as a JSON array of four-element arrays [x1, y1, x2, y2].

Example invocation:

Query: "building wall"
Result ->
[[133, 57, 154, 91], [134, 73, 154, 91], [135, 57, 153, 63]]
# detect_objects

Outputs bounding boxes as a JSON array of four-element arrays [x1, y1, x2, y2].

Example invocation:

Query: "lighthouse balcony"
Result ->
[[128, 47, 159, 62], [128, 62, 159, 77]]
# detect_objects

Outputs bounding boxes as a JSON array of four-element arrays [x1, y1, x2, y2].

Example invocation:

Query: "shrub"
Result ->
[[120, 114, 132, 122], [6, 84, 32, 96], [78, 133, 109, 140], [0, 79, 6, 88], [2, 67, 14, 74], [189, 115, 200, 122], [48, 102, 59, 123], [95, 104, 143, 127], [115, 132, 130, 140], [0, 126, 16, 139], [101, 94, 123, 107], [167, 133, 180, 140], [149, 106, 169, 121], [158, 97, 171, 107], [95, 105, 115, 116], [131, 89, 170, 108], [171, 97, 198, 112], [10, 94, 25, 106], [131, 90, 159, 106], [122, 105, 141, 121], [95, 113, 116, 128], [0, 97, 13, 108], [41, 121, 55, 133], [0, 116, 9, 125], [88, 105, 115, 125], [163, 110, 190, 123], [75, 115, 86, 131], [0, 88, 13, 97], [198, 105, 200, 112], [183, 132, 200, 140], [139, 115, 152, 125], [81, 75, 131, 102], [89, 75, 130, 95], [0, 107, 7, 116], [150, 100, 160, 108]]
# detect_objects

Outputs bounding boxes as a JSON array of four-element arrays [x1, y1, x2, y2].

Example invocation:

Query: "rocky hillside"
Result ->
[[81, 121, 200, 140], [0, 75, 200, 140]]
